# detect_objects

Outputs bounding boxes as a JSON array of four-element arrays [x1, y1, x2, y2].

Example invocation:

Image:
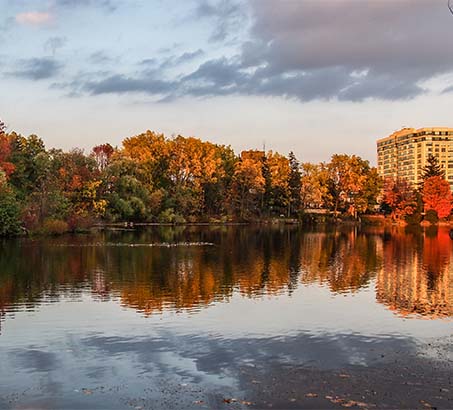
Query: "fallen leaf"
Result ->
[[342, 401, 369, 408], [327, 396, 345, 404], [305, 393, 318, 398]]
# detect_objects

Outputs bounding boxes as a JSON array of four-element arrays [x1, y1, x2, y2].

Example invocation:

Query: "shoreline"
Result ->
[[4, 215, 453, 238]]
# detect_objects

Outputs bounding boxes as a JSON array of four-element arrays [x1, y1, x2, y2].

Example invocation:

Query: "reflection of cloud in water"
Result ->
[[80, 331, 418, 373], [13, 348, 58, 373]]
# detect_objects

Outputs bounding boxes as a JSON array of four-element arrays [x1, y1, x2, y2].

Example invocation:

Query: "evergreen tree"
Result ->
[[422, 154, 444, 179], [288, 151, 301, 217], [261, 154, 272, 216]]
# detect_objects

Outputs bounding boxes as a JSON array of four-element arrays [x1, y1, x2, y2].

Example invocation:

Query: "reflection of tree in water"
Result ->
[[299, 227, 382, 293], [0, 226, 451, 327], [376, 227, 453, 318]]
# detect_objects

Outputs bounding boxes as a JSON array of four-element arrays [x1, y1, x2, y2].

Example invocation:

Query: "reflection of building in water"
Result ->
[[376, 229, 453, 318]]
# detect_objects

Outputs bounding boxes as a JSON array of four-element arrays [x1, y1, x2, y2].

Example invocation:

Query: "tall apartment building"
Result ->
[[377, 127, 453, 189]]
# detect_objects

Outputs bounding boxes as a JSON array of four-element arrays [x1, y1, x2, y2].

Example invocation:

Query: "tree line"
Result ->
[[0, 120, 451, 235]]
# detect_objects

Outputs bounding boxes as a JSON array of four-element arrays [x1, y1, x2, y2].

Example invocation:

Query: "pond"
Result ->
[[0, 225, 452, 409]]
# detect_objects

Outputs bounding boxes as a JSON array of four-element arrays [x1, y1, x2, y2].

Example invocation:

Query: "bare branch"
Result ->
[[449, 0, 453, 15]]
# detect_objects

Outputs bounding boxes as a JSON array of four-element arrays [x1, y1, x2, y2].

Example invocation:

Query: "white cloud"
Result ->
[[16, 12, 53, 26]]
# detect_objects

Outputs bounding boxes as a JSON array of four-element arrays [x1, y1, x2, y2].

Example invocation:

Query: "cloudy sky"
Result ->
[[1, 0, 453, 163]]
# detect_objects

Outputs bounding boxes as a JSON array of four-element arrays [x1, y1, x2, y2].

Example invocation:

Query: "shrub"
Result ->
[[158, 208, 186, 224], [67, 214, 93, 232], [425, 209, 439, 225], [41, 218, 69, 235], [405, 211, 422, 225]]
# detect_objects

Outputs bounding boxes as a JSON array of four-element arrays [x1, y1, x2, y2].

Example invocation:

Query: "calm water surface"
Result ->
[[0, 226, 452, 409]]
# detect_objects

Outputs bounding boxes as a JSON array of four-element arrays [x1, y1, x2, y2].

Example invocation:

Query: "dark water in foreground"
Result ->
[[0, 225, 452, 409]]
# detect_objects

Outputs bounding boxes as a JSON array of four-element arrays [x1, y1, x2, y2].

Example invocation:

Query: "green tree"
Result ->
[[0, 172, 21, 236], [422, 154, 444, 179], [8, 133, 47, 199], [103, 156, 151, 221]]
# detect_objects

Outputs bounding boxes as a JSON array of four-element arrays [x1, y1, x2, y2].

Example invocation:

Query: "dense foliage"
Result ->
[[382, 156, 453, 224], [1, 120, 452, 234]]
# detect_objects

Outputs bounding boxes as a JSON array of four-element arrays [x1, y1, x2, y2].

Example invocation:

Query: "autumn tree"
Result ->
[[0, 134, 15, 177], [422, 176, 453, 219], [166, 136, 224, 217], [382, 177, 418, 221], [122, 130, 170, 189], [267, 151, 290, 216], [92, 143, 114, 171], [325, 154, 381, 217], [231, 154, 265, 219], [300, 162, 330, 209], [201, 144, 236, 217]]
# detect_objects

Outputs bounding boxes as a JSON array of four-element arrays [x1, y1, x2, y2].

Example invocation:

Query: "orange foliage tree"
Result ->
[[422, 176, 453, 219]]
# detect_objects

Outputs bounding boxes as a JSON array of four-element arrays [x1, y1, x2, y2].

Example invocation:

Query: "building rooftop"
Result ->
[[377, 127, 453, 144]]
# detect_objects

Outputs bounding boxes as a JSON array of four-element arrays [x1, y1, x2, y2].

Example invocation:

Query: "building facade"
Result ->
[[377, 127, 453, 189]]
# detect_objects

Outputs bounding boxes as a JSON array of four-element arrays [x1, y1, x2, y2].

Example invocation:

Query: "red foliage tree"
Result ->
[[383, 177, 417, 220], [0, 119, 15, 177], [92, 143, 114, 171], [422, 176, 453, 219]]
